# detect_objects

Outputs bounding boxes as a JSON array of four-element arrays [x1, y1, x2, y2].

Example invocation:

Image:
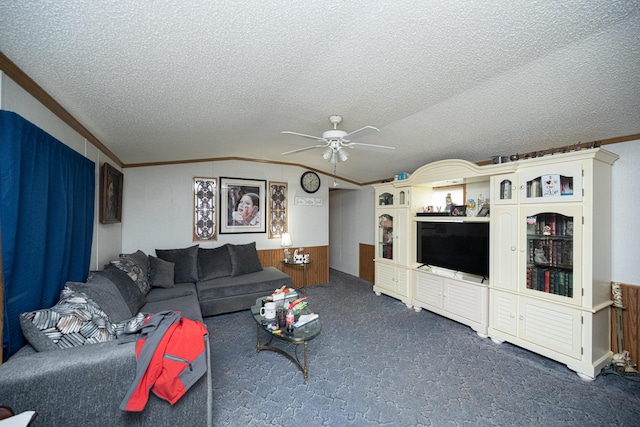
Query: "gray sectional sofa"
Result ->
[[0, 242, 290, 426]]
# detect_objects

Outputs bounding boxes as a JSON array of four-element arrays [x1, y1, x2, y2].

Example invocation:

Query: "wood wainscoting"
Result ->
[[610, 282, 640, 365], [359, 243, 374, 282], [257, 246, 328, 288]]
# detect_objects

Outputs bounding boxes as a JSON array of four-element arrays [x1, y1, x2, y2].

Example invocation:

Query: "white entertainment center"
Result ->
[[373, 148, 618, 380]]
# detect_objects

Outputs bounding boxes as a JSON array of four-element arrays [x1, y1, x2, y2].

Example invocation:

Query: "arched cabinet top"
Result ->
[[378, 149, 618, 189], [399, 158, 516, 187]]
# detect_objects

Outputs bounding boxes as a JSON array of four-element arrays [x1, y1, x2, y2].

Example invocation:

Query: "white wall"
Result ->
[[0, 72, 122, 270], [328, 186, 374, 276], [121, 161, 329, 255], [607, 139, 640, 285], [329, 140, 640, 285]]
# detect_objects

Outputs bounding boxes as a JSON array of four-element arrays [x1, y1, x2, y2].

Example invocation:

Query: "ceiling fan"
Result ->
[[281, 115, 395, 163]]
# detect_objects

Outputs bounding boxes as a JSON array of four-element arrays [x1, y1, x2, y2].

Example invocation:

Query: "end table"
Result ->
[[281, 259, 310, 288]]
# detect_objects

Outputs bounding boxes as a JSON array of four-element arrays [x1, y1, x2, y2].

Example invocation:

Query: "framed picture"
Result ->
[[99, 162, 123, 224], [451, 205, 466, 216], [477, 206, 490, 217], [267, 181, 288, 239], [219, 177, 267, 234], [193, 177, 217, 241]]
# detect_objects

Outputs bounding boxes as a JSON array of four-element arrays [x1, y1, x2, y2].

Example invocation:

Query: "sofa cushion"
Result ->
[[145, 283, 198, 303], [91, 267, 146, 316], [66, 277, 132, 323], [141, 295, 203, 321], [198, 245, 232, 281], [227, 242, 263, 277], [149, 255, 175, 288], [197, 267, 291, 317], [197, 266, 287, 301], [110, 250, 151, 295], [156, 245, 199, 283], [20, 287, 115, 351]]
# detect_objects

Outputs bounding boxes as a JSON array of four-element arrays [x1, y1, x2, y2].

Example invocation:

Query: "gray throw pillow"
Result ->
[[198, 245, 232, 281], [156, 245, 199, 283], [111, 250, 151, 295], [91, 267, 146, 316], [227, 242, 263, 277], [149, 256, 175, 288], [19, 314, 59, 352], [66, 278, 133, 322], [20, 287, 149, 352], [20, 287, 114, 351]]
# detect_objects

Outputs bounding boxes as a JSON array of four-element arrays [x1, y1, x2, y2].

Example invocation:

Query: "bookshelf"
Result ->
[[373, 149, 618, 380], [373, 183, 413, 307], [489, 149, 618, 380], [525, 212, 575, 297]]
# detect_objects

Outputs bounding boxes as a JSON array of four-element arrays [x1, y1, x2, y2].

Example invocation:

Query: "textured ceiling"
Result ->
[[1, 1, 639, 183]]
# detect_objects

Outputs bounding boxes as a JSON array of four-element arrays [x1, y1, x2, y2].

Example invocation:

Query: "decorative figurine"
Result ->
[[534, 247, 548, 264]]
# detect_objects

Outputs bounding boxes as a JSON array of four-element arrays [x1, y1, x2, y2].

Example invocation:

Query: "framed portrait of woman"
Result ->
[[219, 177, 266, 234]]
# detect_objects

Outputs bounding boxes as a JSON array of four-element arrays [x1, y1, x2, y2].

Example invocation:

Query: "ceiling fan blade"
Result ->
[[345, 142, 396, 153], [282, 131, 325, 142], [281, 144, 327, 155], [342, 126, 380, 140]]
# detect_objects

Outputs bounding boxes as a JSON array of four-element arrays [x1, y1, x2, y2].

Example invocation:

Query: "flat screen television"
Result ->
[[416, 221, 490, 278]]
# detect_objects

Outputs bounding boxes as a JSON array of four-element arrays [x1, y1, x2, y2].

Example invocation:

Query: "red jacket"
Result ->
[[119, 311, 209, 412]]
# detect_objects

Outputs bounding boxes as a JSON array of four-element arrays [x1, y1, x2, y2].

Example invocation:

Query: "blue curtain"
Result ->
[[1, 110, 95, 360]]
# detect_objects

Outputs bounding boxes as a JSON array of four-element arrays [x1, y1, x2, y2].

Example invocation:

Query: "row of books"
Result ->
[[528, 238, 573, 267], [526, 267, 573, 297], [527, 213, 574, 237], [380, 244, 393, 260], [525, 175, 573, 198]]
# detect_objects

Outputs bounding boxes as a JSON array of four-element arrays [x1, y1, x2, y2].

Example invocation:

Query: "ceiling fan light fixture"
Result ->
[[281, 114, 394, 165], [329, 151, 338, 164]]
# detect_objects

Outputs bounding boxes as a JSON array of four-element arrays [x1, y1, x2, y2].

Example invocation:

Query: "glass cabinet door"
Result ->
[[519, 164, 582, 203], [397, 187, 411, 207], [378, 192, 394, 206], [492, 173, 517, 205], [378, 213, 394, 260], [520, 205, 582, 306]]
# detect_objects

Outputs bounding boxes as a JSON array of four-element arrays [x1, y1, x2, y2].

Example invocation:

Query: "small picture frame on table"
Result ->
[[451, 205, 466, 216], [477, 206, 490, 217]]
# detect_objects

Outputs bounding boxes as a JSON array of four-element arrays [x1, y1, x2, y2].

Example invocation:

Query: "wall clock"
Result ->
[[300, 171, 320, 193]]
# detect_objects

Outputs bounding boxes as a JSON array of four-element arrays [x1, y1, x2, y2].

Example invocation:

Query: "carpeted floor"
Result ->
[[205, 269, 640, 426]]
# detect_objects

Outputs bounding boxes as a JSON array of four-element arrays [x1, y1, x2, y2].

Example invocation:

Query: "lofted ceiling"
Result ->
[[1, 1, 639, 184]]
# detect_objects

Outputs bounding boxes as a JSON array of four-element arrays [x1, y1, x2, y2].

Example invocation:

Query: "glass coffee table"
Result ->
[[250, 297, 322, 382]]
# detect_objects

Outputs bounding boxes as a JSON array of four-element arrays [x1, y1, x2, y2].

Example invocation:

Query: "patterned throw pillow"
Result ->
[[20, 287, 149, 351], [111, 251, 151, 295]]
